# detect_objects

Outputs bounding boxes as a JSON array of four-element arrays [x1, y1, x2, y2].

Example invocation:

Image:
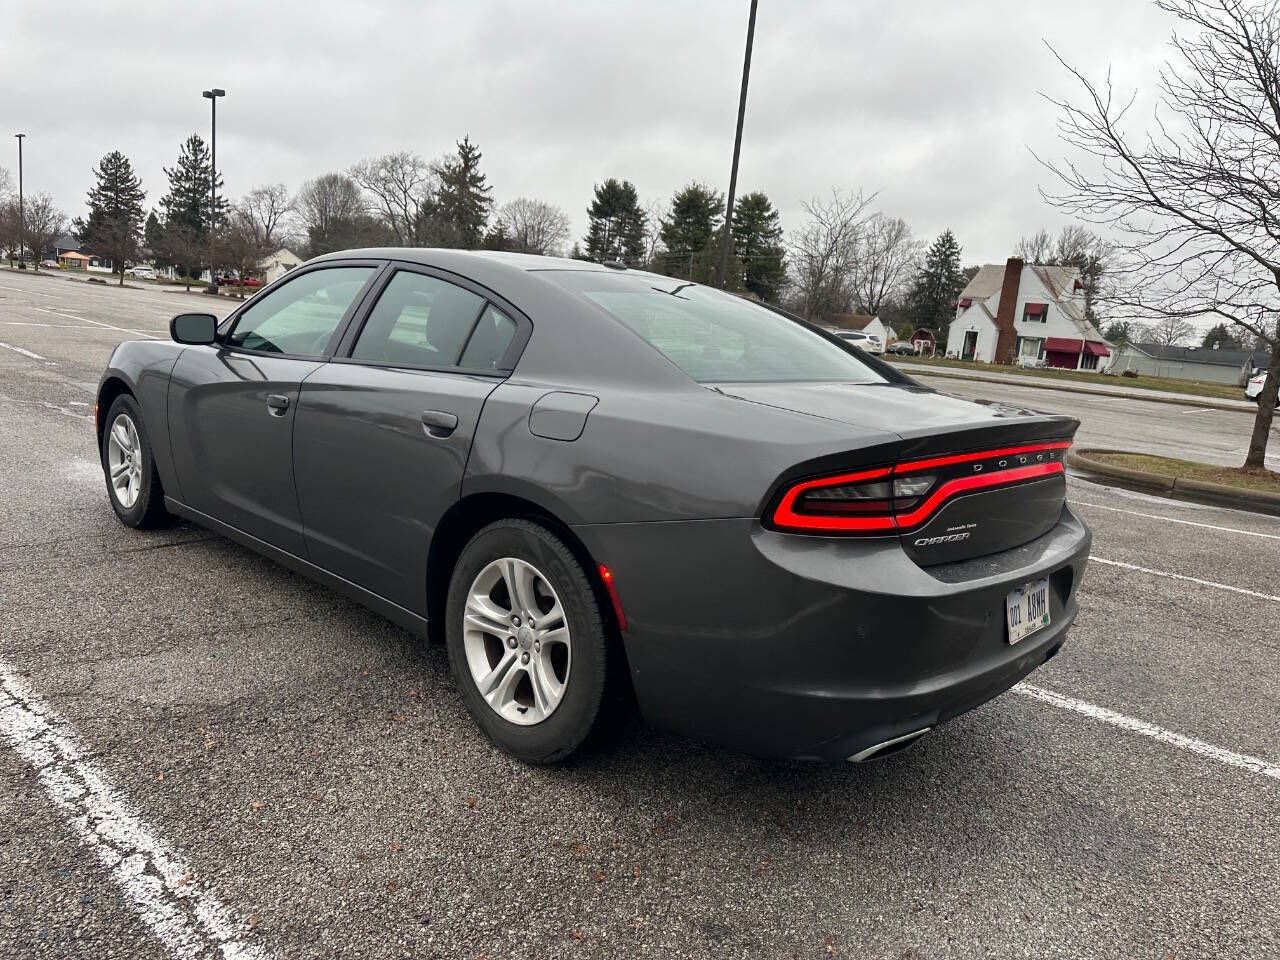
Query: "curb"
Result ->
[[892, 363, 1251, 414], [1069, 448, 1280, 516]]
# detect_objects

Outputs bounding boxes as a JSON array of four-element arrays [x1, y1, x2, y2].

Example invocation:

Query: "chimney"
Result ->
[[993, 257, 1023, 364]]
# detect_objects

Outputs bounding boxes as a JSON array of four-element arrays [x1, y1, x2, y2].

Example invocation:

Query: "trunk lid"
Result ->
[[717, 381, 1078, 565]]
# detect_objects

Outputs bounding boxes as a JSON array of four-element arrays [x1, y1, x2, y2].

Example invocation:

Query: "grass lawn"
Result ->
[[1090, 451, 1280, 494], [896, 354, 1245, 402]]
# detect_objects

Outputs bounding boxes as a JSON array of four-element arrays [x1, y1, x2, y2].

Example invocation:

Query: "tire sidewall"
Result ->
[[445, 521, 606, 763], [101, 394, 158, 526]]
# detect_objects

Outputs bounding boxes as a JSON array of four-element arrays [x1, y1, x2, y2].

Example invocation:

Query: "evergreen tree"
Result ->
[[434, 136, 493, 248], [1201, 322, 1242, 350], [731, 191, 786, 301], [906, 230, 966, 336], [160, 134, 225, 244], [1102, 320, 1133, 346], [143, 210, 165, 261], [584, 179, 646, 263], [656, 182, 723, 281], [77, 150, 146, 285]]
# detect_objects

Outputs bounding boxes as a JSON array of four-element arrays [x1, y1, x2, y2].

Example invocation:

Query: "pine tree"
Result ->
[[144, 211, 165, 262], [731, 191, 786, 301], [160, 134, 224, 246], [1201, 322, 1242, 350], [656, 183, 723, 281], [584, 179, 646, 263], [434, 136, 493, 248], [906, 229, 966, 336], [77, 151, 146, 285]]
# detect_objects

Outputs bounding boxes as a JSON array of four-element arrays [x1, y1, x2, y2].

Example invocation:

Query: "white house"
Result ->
[[260, 248, 302, 284], [945, 258, 1111, 370]]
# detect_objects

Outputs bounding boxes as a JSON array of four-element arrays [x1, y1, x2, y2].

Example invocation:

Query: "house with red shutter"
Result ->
[[944, 257, 1111, 369]]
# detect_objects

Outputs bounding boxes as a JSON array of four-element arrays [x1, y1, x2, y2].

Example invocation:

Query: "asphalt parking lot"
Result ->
[[2, 268, 1278, 960]]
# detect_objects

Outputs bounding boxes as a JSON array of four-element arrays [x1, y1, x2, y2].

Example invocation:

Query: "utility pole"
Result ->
[[202, 88, 224, 289], [14, 133, 25, 269], [717, 0, 758, 289]]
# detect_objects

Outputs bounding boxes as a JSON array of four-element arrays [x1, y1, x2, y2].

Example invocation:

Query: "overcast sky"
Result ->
[[2, 0, 1176, 265]]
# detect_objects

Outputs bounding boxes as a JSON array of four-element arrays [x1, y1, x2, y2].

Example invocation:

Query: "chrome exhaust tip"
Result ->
[[847, 727, 931, 763]]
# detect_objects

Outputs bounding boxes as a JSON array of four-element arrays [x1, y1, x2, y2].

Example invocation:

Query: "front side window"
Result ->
[[351, 271, 486, 367], [226, 266, 375, 356], [543, 272, 888, 384]]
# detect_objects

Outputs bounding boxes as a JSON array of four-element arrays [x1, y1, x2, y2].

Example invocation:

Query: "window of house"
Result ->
[[1016, 336, 1045, 358], [1023, 303, 1048, 323]]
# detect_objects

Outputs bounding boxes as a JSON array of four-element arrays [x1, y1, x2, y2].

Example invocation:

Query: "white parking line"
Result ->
[[1016, 683, 1280, 782], [1072, 499, 1280, 541], [0, 283, 61, 298], [1091, 556, 1280, 602], [0, 341, 52, 362], [0, 667, 268, 960], [32, 306, 158, 339], [1180, 407, 1216, 415]]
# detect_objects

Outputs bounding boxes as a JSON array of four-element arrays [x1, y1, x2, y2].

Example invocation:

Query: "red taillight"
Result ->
[[769, 440, 1071, 534], [598, 563, 627, 631]]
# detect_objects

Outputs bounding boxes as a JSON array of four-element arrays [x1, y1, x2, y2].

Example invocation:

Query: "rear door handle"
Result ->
[[421, 409, 458, 438], [266, 393, 290, 415]]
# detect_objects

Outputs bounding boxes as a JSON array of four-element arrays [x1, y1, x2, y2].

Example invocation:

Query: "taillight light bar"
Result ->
[[770, 440, 1071, 534]]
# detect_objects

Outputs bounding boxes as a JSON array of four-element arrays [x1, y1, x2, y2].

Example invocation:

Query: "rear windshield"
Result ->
[[542, 271, 889, 384]]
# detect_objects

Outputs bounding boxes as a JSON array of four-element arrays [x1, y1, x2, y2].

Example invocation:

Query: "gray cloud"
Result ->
[[2, 0, 1174, 265]]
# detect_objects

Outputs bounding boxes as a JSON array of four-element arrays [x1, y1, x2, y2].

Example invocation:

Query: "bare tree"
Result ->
[[349, 152, 436, 246], [23, 194, 66, 272], [0, 198, 20, 266], [1146, 314, 1196, 347], [786, 189, 875, 319], [217, 209, 276, 299], [295, 173, 371, 255], [1039, 0, 1280, 469], [0, 166, 12, 199], [1013, 228, 1055, 265], [849, 214, 921, 316], [641, 197, 670, 269], [495, 197, 571, 256], [240, 184, 294, 249]]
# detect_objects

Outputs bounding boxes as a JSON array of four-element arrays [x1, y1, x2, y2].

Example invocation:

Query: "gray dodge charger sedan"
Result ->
[[96, 250, 1090, 763]]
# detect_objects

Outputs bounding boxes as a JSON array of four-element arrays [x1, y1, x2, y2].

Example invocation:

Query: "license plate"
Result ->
[[1005, 577, 1050, 645]]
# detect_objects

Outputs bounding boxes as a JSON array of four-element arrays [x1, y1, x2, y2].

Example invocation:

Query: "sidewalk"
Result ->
[[890, 361, 1256, 413]]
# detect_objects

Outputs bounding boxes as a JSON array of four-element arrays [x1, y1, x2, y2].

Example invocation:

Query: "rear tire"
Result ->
[[101, 393, 170, 529], [445, 519, 615, 764]]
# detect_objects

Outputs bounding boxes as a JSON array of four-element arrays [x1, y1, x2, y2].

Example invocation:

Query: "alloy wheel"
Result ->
[[462, 557, 572, 726], [106, 413, 143, 509]]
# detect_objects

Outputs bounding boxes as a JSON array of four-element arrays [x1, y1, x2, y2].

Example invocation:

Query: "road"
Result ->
[[1, 268, 1278, 960]]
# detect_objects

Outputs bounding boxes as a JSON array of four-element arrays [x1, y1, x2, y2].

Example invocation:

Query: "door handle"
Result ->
[[266, 393, 290, 416], [421, 409, 458, 438]]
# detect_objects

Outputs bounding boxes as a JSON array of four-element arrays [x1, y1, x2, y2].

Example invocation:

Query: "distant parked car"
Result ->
[[40, 259, 59, 269], [1016, 356, 1047, 369], [128, 265, 157, 281], [886, 341, 917, 356], [1245, 372, 1275, 403], [834, 330, 884, 355]]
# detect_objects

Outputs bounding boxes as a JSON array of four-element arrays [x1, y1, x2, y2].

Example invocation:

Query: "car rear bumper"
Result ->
[[574, 505, 1090, 761]]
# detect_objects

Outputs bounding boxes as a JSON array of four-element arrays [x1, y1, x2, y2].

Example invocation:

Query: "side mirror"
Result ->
[[170, 313, 218, 345]]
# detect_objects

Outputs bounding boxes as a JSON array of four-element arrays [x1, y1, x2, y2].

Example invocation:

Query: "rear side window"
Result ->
[[352, 271, 485, 366], [227, 266, 375, 356], [543, 271, 889, 384], [458, 306, 517, 370]]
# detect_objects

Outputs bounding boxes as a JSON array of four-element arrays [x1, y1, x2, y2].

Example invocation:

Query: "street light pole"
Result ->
[[201, 88, 224, 288], [717, 0, 758, 289], [14, 133, 25, 269]]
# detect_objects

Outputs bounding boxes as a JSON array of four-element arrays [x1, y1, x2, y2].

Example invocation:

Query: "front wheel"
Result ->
[[101, 394, 170, 528], [445, 519, 617, 764]]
